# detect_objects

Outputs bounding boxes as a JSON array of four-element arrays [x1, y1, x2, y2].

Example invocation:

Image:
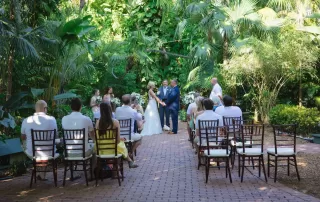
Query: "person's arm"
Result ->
[[87, 118, 95, 139], [167, 88, 178, 105], [21, 119, 26, 140], [90, 96, 97, 107], [133, 109, 143, 122], [113, 120, 121, 144], [150, 90, 165, 106]]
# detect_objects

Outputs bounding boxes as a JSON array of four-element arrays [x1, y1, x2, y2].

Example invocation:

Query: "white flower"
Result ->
[[182, 91, 196, 105], [111, 97, 121, 107], [131, 92, 145, 106]]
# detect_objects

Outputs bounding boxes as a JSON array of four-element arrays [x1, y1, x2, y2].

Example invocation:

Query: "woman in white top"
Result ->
[[90, 89, 101, 119], [140, 81, 166, 136]]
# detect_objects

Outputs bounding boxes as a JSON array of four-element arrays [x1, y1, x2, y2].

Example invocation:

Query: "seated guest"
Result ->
[[187, 93, 200, 139], [62, 98, 94, 158], [115, 94, 143, 154], [21, 100, 58, 180], [194, 96, 205, 119], [215, 95, 242, 118], [96, 103, 138, 168], [131, 95, 144, 131], [194, 98, 223, 145], [212, 96, 220, 111]]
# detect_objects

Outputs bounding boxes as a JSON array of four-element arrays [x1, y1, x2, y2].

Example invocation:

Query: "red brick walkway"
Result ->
[[0, 122, 318, 202]]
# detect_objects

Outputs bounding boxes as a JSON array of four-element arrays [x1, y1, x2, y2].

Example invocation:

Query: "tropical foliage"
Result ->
[[0, 0, 319, 126]]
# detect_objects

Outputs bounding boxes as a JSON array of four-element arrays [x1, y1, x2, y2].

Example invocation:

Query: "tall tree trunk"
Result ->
[[6, 0, 22, 100], [222, 32, 228, 64], [80, 0, 86, 10]]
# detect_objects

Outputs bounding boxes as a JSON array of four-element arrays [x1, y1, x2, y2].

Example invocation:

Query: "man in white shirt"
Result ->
[[215, 95, 243, 118], [115, 94, 143, 152], [194, 98, 223, 145], [209, 77, 222, 105], [21, 100, 58, 180], [62, 98, 94, 158]]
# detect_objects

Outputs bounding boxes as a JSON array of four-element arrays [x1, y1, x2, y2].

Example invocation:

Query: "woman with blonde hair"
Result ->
[[140, 81, 166, 136], [194, 96, 205, 119]]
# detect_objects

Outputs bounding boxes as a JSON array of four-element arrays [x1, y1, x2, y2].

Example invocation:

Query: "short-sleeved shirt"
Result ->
[[195, 110, 223, 129], [187, 102, 197, 115], [21, 112, 58, 157], [215, 106, 243, 118], [115, 105, 142, 136], [62, 112, 94, 153], [210, 83, 222, 105]]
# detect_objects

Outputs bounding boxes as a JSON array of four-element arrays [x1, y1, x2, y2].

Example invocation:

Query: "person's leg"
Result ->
[[159, 105, 165, 128], [24, 150, 46, 179], [165, 106, 170, 127], [171, 109, 178, 134], [131, 134, 142, 153]]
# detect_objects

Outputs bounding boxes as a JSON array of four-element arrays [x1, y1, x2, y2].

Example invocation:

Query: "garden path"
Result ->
[[0, 122, 318, 202]]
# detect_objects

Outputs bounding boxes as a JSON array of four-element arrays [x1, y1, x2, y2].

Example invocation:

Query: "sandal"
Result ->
[[128, 161, 139, 168]]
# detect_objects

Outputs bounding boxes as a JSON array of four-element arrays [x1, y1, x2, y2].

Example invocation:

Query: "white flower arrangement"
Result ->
[[182, 91, 196, 105], [131, 92, 145, 106], [111, 97, 121, 107]]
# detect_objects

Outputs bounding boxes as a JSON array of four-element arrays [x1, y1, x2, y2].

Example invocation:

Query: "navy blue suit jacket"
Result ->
[[166, 86, 180, 110], [158, 86, 170, 100]]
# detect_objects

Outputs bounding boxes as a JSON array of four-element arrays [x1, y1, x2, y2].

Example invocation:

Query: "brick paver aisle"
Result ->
[[0, 123, 319, 202]]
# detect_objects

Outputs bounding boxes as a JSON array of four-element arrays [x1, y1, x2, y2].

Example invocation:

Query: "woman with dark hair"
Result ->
[[95, 103, 138, 168]]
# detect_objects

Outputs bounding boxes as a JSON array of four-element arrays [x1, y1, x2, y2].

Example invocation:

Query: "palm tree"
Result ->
[[0, 0, 44, 100], [175, 0, 282, 90]]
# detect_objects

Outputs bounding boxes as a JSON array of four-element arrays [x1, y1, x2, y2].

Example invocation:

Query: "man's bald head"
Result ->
[[122, 94, 131, 105], [211, 77, 218, 85], [35, 100, 48, 113]]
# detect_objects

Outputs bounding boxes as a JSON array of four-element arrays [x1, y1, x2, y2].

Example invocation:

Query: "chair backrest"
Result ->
[[198, 120, 219, 147], [223, 116, 242, 139], [240, 124, 265, 154], [62, 128, 86, 158], [95, 128, 118, 156], [204, 126, 229, 155], [118, 119, 132, 140], [31, 129, 56, 158], [272, 124, 297, 153]]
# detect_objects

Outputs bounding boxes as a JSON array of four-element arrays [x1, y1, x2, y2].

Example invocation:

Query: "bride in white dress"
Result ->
[[141, 81, 166, 136]]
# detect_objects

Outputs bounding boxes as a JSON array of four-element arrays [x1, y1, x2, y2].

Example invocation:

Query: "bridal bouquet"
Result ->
[[96, 96, 102, 105], [111, 97, 121, 107], [182, 91, 196, 105], [131, 92, 145, 106]]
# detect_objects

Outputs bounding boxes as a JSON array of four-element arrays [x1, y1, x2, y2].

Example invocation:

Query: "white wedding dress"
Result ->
[[140, 92, 163, 136]]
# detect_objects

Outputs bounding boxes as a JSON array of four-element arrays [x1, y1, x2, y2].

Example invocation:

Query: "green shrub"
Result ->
[[179, 110, 187, 122], [269, 104, 320, 136], [9, 160, 31, 177]]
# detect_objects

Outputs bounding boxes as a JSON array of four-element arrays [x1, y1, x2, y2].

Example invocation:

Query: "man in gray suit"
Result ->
[[157, 80, 171, 129]]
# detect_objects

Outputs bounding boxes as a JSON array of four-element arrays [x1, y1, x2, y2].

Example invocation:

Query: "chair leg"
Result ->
[[238, 154, 241, 177], [251, 157, 255, 169], [30, 169, 34, 188], [258, 156, 261, 177], [90, 158, 93, 181], [261, 156, 267, 182], [63, 161, 67, 186], [274, 156, 278, 183], [120, 158, 124, 181], [287, 157, 290, 176], [241, 156, 245, 183], [115, 160, 121, 186], [227, 157, 232, 183], [217, 159, 220, 170], [134, 149, 137, 157], [53, 161, 57, 187], [197, 152, 201, 170], [70, 161, 74, 181], [293, 156, 300, 181], [83, 160, 89, 186], [205, 157, 209, 183], [267, 154, 270, 177]]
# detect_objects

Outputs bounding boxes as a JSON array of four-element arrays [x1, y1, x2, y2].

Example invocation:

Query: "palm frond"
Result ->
[[175, 19, 187, 39]]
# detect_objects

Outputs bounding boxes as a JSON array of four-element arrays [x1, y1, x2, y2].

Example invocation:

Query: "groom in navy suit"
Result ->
[[166, 79, 180, 134], [158, 80, 171, 129]]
